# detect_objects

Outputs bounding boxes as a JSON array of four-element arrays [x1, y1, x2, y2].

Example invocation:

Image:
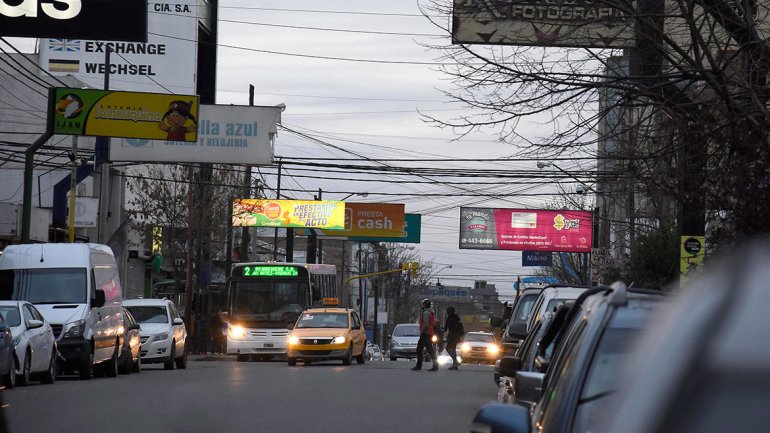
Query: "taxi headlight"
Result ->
[[332, 336, 346, 344], [488, 345, 499, 355], [288, 335, 300, 346], [461, 342, 471, 352], [229, 325, 247, 339]]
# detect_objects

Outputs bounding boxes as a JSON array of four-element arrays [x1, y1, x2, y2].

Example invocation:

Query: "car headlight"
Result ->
[[461, 342, 471, 352], [288, 335, 299, 346], [229, 325, 247, 339], [332, 336, 346, 344], [12, 336, 20, 347], [488, 345, 499, 355], [431, 335, 438, 343], [391, 340, 401, 347], [154, 332, 169, 341], [62, 319, 86, 339]]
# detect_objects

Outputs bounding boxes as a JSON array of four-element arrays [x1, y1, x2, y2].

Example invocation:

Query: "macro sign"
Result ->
[[52, 87, 199, 142], [0, 0, 148, 42], [459, 207, 593, 252], [232, 199, 346, 230]]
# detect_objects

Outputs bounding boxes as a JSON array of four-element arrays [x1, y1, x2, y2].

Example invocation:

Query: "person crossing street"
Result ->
[[444, 306, 464, 370], [412, 298, 439, 371]]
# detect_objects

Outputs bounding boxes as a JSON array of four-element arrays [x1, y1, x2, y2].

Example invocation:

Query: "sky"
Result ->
[[3, 0, 581, 300]]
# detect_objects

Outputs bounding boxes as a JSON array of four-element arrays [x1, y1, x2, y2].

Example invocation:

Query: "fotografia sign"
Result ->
[[39, 0, 197, 94], [0, 0, 148, 42], [459, 207, 593, 252], [109, 104, 281, 164], [232, 199, 346, 230], [451, 0, 636, 48], [52, 87, 199, 142]]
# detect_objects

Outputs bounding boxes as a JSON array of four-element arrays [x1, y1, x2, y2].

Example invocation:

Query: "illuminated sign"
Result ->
[[232, 199, 346, 229], [459, 207, 593, 252], [315, 203, 405, 238], [240, 266, 300, 277], [1, 0, 148, 42], [52, 87, 199, 142]]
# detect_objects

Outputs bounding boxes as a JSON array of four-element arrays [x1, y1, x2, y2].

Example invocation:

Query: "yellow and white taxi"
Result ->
[[286, 307, 367, 366]]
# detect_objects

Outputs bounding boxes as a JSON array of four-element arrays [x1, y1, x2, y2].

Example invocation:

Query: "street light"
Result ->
[[340, 192, 369, 200]]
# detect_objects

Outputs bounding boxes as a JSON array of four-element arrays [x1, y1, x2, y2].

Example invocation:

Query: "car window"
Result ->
[[465, 333, 495, 343], [23, 304, 39, 326], [513, 294, 538, 322], [28, 304, 45, 322], [393, 324, 420, 336], [0, 305, 21, 327], [126, 306, 169, 323], [351, 312, 360, 329], [295, 313, 349, 329]]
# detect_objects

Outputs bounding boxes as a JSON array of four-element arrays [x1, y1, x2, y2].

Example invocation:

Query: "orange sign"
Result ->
[[318, 203, 405, 238]]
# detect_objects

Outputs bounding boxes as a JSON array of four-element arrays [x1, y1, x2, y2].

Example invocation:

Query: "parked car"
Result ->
[[0, 308, 16, 388], [460, 331, 500, 364], [0, 301, 57, 386], [472, 283, 666, 433], [389, 323, 420, 361], [123, 298, 187, 370], [286, 307, 367, 366], [501, 287, 543, 355], [603, 241, 770, 433], [525, 285, 590, 334], [117, 307, 141, 374]]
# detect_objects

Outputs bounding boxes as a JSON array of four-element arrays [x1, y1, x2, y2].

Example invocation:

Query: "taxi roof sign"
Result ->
[[322, 297, 340, 306]]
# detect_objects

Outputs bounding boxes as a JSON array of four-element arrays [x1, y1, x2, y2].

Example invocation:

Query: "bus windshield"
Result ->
[[0, 268, 87, 304], [229, 279, 307, 328]]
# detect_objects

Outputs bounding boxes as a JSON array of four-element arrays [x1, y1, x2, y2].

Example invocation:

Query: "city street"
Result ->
[[2, 356, 498, 433]]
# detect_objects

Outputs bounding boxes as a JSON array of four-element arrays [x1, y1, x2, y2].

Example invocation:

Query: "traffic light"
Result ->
[[410, 261, 419, 278]]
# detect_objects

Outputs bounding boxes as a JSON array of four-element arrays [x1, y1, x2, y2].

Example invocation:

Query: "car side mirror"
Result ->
[[534, 355, 550, 372], [472, 403, 531, 433], [173, 318, 184, 325], [506, 322, 528, 339], [129, 323, 141, 331], [91, 289, 106, 308], [514, 371, 545, 408], [27, 319, 44, 329], [499, 356, 523, 377]]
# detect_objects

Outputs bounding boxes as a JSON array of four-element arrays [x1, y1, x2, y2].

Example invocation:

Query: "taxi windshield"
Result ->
[[295, 312, 349, 329]]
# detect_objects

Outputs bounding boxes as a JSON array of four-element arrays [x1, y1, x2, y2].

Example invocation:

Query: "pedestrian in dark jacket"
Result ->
[[412, 298, 438, 371], [444, 306, 464, 370]]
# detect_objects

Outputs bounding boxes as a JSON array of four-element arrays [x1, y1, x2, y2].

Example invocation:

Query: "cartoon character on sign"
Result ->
[[159, 100, 197, 140]]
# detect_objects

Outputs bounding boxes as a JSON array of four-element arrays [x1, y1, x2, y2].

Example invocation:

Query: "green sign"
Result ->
[[240, 266, 300, 277], [350, 214, 421, 243]]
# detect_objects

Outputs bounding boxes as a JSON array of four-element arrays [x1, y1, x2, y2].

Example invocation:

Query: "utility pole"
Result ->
[[97, 46, 112, 244], [272, 160, 282, 261], [240, 85, 254, 263], [67, 136, 78, 242]]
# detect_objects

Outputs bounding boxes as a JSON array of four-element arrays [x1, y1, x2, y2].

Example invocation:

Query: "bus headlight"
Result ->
[[229, 325, 247, 339], [288, 336, 300, 346], [461, 342, 471, 352], [332, 336, 346, 344]]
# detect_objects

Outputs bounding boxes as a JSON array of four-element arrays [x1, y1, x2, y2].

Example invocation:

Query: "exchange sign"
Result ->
[[459, 207, 593, 252]]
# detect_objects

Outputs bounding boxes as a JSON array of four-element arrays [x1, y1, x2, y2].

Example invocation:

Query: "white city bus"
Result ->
[[225, 262, 339, 361]]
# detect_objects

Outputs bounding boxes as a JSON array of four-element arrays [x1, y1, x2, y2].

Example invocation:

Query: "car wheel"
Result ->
[[105, 343, 119, 378], [17, 350, 31, 386], [342, 344, 353, 366], [40, 349, 56, 384], [118, 345, 132, 375], [287, 358, 297, 366], [356, 343, 366, 365], [164, 342, 176, 370], [132, 352, 141, 373], [175, 343, 188, 369], [78, 350, 93, 380]]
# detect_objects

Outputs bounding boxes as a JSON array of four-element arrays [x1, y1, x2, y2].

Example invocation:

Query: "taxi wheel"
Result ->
[[342, 344, 353, 365], [356, 344, 366, 365], [287, 358, 297, 366]]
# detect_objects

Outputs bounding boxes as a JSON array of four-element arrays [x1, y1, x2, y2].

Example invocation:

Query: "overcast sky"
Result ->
[[6, 0, 576, 299]]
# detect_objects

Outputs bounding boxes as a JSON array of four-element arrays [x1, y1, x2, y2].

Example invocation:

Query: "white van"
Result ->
[[0, 243, 124, 379]]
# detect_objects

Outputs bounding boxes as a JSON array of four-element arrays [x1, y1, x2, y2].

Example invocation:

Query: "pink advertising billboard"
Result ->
[[459, 207, 593, 253]]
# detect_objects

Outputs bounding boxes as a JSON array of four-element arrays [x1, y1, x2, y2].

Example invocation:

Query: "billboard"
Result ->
[[459, 207, 592, 252], [312, 203, 405, 238], [350, 213, 422, 244], [451, 0, 636, 48], [38, 0, 196, 93], [52, 88, 199, 142], [0, 0, 148, 42], [522, 250, 553, 266], [232, 199, 346, 230], [109, 104, 281, 164]]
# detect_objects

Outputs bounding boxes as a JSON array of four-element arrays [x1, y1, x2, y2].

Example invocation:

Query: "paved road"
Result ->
[[2, 356, 499, 433]]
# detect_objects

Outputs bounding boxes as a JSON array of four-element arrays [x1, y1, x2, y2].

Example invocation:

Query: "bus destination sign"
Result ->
[[241, 266, 300, 277]]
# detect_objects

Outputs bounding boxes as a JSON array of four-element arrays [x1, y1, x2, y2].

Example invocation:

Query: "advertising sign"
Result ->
[[312, 203, 405, 238], [680, 235, 705, 286], [72, 197, 98, 228], [39, 0, 196, 93], [52, 87, 199, 142], [349, 213, 422, 244], [459, 207, 593, 252], [522, 250, 553, 267], [1, 0, 148, 42], [232, 199, 346, 230], [109, 104, 281, 164], [451, 0, 636, 48]]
